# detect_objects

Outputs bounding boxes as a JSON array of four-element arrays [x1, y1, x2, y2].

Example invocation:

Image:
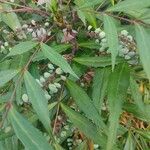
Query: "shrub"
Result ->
[[0, 0, 150, 149]]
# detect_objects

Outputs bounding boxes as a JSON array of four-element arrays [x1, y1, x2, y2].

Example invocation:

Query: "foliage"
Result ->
[[0, 0, 150, 150]]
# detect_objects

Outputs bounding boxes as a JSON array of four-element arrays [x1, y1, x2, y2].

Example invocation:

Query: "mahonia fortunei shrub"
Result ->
[[0, 0, 150, 150]]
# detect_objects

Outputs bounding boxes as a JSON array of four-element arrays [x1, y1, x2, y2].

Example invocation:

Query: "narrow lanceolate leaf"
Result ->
[[124, 132, 134, 150], [78, 41, 100, 49], [66, 80, 106, 131], [77, 0, 103, 8], [74, 56, 123, 67], [104, 14, 119, 70], [0, 69, 20, 87], [76, 9, 86, 26], [0, 4, 21, 31], [107, 0, 150, 12], [135, 25, 150, 81], [61, 103, 106, 148], [7, 41, 38, 57], [130, 78, 150, 121], [41, 43, 78, 78], [92, 67, 111, 113], [9, 107, 53, 150], [106, 63, 130, 150], [24, 71, 52, 134]]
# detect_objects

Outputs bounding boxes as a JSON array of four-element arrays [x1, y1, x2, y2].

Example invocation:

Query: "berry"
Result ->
[[99, 31, 106, 39], [61, 75, 66, 81], [121, 30, 128, 36], [4, 42, 9, 47], [47, 31, 51, 36], [44, 72, 51, 78], [120, 48, 129, 54], [45, 22, 49, 27], [55, 68, 63, 75], [128, 51, 136, 57], [67, 138, 73, 142], [87, 25, 92, 31], [32, 32, 37, 38], [48, 84, 58, 93], [22, 94, 29, 102], [45, 93, 51, 100], [67, 143, 72, 146], [40, 28, 46, 35], [31, 20, 36, 26], [22, 24, 28, 29], [60, 131, 67, 137], [94, 144, 99, 149], [125, 55, 131, 60], [54, 82, 61, 88], [4, 126, 11, 133], [127, 35, 133, 41], [101, 38, 107, 43], [95, 39, 99, 43], [27, 28, 33, 33], [40, 76, 46, 83], [95, 28, 101, 33], [48, 63, 54, 70]]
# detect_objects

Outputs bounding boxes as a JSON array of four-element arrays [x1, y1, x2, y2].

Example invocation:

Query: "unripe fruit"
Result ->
[[45, 22, 49, 27], [55, 68, 63, 75], [40, 76, 46, 83], [95, 28, 101, 33], [54, 82, 61, 88], [48, 63, 54, 70], [121, 30, 128, 36], [22, 94, 29, 102], [99, 31, 106, 39], [44, 72, 51, 78], [87, 25, 92, 31], [61, 75, 66, 81]]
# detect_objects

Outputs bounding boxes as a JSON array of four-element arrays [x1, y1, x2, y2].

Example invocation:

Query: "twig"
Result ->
[[0, 7, 49, 17], [52, 84, 65, 134]]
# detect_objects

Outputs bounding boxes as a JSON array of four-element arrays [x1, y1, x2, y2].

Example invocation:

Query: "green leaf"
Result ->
[[74, 56, 123, 67], [74, 141, 88, 150], [7, 41, 38, 57], [135, 25, 150, 81], [74, 0, 97, 28], [24, 71, 52, 134], [106, 63, 130, 150], [52, 44, 71, 53], [84, 11, 97, 28], [92, 67, 111, 113], [41, 43, 78, 79], [53, 143, 65, 150], [61, 103, 106, 148], [75, 0, 103, 8], [136, 130, 150, 140], [0, 69, 20, 87], [32, 44, 71, 62], [124, 132, 135, 150], [103, 14, 119, 70], [130, 78, 150, 122], [123, 103, 150, 122], [66, 80, 106, 130], [9, 107, 53, 150], [0, 4, 21, 31], [76, 9, 86, 26], [110, 0, 115, 6], [78, 41, 100, 49], [108, 0, 150, 12]]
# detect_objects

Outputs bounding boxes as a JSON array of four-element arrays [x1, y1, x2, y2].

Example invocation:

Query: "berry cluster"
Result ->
[[87, 25, 139, 65], [22, 20, 51, 41], [22, 63, 67, 104]]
